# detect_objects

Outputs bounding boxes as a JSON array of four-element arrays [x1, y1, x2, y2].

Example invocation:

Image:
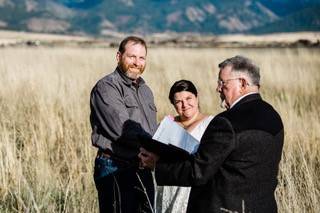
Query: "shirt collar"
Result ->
[[230, 92, 259, 109]]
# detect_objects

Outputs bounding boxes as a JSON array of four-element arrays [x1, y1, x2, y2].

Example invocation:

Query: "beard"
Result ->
[[220, 99, 227, 109], [219, 94, 229, 109], [118, 60, 145, 80]]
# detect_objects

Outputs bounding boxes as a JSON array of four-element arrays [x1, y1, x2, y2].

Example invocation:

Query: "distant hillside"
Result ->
[[250, 6, 320, 34], [0, 0, 319, 36]]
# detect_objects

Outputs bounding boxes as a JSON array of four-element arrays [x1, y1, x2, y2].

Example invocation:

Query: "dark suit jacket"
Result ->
[[155, 93, 284, 213]]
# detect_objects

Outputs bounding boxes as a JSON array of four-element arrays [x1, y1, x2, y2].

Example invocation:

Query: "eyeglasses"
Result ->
[[217, 78, 241, 88]]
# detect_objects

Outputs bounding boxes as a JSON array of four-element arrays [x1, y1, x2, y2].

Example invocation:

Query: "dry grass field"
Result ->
[[0, 45, 319, 212]]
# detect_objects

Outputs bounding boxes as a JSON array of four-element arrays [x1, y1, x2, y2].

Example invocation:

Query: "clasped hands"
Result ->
[[138, 147, 159, 170]]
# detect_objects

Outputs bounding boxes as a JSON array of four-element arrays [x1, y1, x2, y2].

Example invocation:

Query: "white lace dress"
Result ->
[[157, 115, 214, 213]]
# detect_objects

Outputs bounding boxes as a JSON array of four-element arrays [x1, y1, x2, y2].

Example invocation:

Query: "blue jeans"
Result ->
[[94, 156, 154, 213]]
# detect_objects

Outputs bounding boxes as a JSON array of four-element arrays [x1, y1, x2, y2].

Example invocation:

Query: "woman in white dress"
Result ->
[[157, 80, 214, 213]]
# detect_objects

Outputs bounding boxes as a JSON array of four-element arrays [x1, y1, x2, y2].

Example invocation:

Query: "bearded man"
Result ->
[[90, 36, 157, 213]]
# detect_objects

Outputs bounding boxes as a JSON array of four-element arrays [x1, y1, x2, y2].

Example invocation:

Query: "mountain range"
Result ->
[[0, 0, 319, 36]]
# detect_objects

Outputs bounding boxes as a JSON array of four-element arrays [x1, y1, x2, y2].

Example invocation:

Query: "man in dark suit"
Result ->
[[139, 55, 284, 213]]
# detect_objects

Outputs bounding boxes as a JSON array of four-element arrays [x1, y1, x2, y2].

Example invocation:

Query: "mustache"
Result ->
[[129, 64, 139, 67], [129, 65, 144, 70]]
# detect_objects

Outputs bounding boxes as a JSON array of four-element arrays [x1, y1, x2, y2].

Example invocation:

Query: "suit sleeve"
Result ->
[[155, 116, 235, 187]]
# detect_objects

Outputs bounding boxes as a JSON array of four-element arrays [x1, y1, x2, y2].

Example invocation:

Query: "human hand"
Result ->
[[138, 147, 159, 170]]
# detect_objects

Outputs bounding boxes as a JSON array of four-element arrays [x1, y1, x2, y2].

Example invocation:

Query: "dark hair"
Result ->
[[169, 80, 198, 104], [118, 36, 147, 54], [218, 55, 260, 86]]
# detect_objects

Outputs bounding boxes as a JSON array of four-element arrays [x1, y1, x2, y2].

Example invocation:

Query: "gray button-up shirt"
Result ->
[[90, 68, 157, 160]]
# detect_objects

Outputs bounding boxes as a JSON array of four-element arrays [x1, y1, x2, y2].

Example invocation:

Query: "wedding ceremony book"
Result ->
[[141, 116, 199, 160]]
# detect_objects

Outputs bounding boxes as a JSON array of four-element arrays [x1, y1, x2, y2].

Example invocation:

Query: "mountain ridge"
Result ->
[[0, 0, 319, 36]]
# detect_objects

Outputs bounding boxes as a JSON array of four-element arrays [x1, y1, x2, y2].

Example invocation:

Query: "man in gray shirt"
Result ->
[[90, 36, 157, 213]]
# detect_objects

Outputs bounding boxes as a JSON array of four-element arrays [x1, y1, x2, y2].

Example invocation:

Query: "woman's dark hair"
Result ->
[[169, 80, 198, 104]]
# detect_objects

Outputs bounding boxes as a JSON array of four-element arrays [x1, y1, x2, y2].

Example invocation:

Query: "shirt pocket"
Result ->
[[124, 96, 139, 118], [148, 102, 157, 112]]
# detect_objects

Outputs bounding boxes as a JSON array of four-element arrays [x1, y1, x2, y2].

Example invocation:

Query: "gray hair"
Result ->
[[218, 55, 260, 86]]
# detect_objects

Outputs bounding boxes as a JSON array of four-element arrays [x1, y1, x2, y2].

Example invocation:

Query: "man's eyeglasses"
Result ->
[[217, 78, 241, 88]]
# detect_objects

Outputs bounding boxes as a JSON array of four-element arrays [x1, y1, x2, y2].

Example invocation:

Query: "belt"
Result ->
[[96, 149, 143, 170]]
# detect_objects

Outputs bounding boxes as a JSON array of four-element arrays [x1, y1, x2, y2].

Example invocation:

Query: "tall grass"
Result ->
[[0, 47, 319, 212]]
